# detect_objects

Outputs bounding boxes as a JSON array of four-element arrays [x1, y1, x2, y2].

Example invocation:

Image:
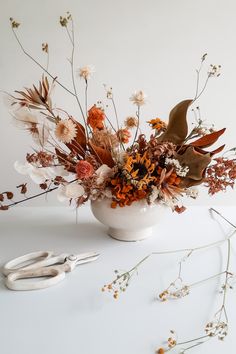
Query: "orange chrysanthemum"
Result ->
[[87, 105, 105, 130], [110, 177, 147, 208], [147, 118, 167, 133]]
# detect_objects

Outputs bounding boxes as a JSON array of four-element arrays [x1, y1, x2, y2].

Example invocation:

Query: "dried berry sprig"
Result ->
[[102, 254, 150, 299], [206, 157, 236, 195]]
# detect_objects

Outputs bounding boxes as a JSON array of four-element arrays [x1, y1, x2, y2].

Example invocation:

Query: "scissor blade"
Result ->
[[75, 252, 100, 265]]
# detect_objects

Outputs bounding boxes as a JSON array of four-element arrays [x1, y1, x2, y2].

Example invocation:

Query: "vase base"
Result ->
[[108, 227, 153, 242]]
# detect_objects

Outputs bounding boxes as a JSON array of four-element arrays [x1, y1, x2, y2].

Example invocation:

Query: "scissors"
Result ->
[[2, 250, 99, 291]]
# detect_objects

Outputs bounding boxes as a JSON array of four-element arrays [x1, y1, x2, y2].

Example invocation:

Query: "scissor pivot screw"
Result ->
[[68, 255, 77, 261]]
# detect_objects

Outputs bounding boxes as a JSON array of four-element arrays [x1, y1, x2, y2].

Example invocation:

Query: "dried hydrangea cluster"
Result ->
[[1, 16, 236, 212]]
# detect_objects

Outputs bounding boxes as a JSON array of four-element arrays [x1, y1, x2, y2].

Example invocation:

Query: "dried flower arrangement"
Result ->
[[1, 14, 236, 212], [103, 208, 235, 353]]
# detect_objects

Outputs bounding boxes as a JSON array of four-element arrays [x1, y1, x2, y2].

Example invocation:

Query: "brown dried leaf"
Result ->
[[89, 142, 115, 168], [174, 205, 186, 213], [157, 100, 192, 144], [0, 193, 4, 202], [176, 146, 211, 180], [0, 205, 9, 211], [39, 183, 48, 190], [190, 128, 226, 148], [66, 119, 86, 157]]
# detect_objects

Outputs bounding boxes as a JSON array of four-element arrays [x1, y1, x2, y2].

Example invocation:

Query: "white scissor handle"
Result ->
[[5, 267, 65, 291], [2, 251, 54, 276]]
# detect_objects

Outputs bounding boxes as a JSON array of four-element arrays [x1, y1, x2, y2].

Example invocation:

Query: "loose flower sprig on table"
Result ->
[[102, 208, 235, 353], [1, 16, 236, 211]]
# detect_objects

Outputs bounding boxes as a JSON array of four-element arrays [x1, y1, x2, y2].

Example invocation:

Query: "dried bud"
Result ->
[[40, 183, 48, 190], [6, 192, 14, 200], [17, 183, 27, 194], [42, 43, 49, 53], [10, 18, 20, 28]]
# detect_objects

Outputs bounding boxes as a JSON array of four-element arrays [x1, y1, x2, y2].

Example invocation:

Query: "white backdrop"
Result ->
[[0, 0, 236, 206]]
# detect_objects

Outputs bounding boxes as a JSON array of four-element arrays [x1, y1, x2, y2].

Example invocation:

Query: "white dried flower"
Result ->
[[95, 164, 113, 185], [104, 85, 113, 99], [165, 158, 189, 177], [185, 187, 199, 199], [130, 90, 147, 106], [57, 183, 84, 202], [208, 64, 221, 77], [149, 186, 160, 203], [78, 65, 95, 81]]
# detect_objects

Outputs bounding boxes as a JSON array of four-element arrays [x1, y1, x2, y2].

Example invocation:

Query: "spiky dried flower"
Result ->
[[55, 119, 77, 143], [124, 116, 138, 128]]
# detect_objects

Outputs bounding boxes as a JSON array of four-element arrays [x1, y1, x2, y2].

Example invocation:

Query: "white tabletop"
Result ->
[[0, 205, 236, 354]]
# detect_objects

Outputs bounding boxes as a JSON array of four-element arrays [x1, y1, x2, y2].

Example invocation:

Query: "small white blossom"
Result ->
[[104, 85, 113, 99], [78, 65, 95, 81], [57, 183, 84, 202], [130, 90, 147, 106], [185, 187, 199, 199], [165, 158, 189, 177], [208, 64, 221, 77]]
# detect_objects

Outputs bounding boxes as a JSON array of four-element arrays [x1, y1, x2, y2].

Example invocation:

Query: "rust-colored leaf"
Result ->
[[89, 142, 115, 168], [0, 193, 4, 202], [157, 99, 192, 144], [190, 128, 226, 148], [209, 144, 225, 156], [66, 119, 86, 157]]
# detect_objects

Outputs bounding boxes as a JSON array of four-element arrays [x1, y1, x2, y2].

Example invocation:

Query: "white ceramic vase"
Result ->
[[90, 198, 169, 242]]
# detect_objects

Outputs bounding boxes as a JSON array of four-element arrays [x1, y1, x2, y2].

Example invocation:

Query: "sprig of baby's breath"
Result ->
[[103, 208, 236, 353]]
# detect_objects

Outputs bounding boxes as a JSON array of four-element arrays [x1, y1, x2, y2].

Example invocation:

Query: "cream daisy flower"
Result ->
[[55, 119, 77, 143], [130, 90, 147, 106]]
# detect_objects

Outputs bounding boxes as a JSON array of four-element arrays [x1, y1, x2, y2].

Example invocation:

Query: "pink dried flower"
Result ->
[[117, 129, 131, 144], [76, 160, 94, 179]]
